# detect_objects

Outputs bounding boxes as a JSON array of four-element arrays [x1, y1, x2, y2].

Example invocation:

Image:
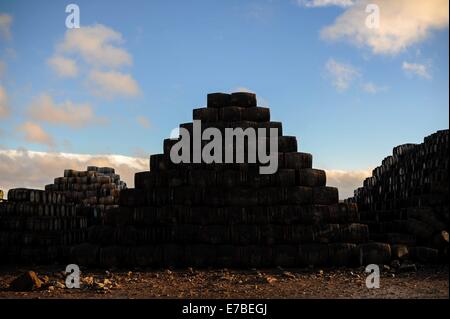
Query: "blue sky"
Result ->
[[0, 0, 448, 197]]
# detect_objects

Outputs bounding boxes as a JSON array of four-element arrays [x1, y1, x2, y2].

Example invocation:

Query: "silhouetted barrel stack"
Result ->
[[0, 188, 88, 264], [70, 92, 384, 268], [347, 130, 449, 263], [44, 166, 127, 223], [0, 166, 127, 264]]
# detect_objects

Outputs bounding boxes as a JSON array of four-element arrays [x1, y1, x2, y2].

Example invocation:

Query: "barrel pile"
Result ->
[[44, 166, 126, 222], [347, 130, 449, 263], [70, 92, 384, 268], [0, 188, 87, 263], [0, 166, 126, 264]]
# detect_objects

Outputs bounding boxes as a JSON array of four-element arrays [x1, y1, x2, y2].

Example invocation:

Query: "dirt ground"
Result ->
[[0, 264, 448, 299]]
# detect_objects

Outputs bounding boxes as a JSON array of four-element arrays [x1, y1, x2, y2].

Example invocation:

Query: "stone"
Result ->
[[82, 276, 94, 286], [55, 281, 65, 289], [9, 271, 43, 291], [282, 271, 296, 279], [391, 244, 409, 260], [40, 275, 49, 284], [433, 231, 449, 248]]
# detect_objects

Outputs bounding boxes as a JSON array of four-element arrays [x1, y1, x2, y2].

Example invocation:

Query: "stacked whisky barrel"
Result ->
[[0, 188, 88, 264], [0, 166, 127, 264], [347, 130, 449, 263], [44, 166, 127, 224], [70, 92, 386, 268]]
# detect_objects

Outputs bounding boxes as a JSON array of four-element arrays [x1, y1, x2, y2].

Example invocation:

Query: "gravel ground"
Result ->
[[0, 264, 448, 299]]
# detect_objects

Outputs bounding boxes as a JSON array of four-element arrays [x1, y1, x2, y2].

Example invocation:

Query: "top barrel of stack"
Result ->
[[207, 92, 257, 108]]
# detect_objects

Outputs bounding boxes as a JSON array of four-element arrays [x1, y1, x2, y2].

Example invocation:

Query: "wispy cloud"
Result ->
[[0, 13, 12, 40], [298, 0, 354, 8], [136, 116, 151, 128], [325, 58, 360, 91], [361, 82, 387, 94], [0, 149, 148, 195], [56, 24, 132, 68], [49, 24, 140, 99], [402, 61, 432, 79], [0, 17, 12, 119], [47, 55, 78, 78], [27, 93, 103, 128], [0, 85, 10, 119], [233, 87, 255, 93], [321, 0, 449, 55], [325, 168, 371, 199], [16, 122, 55, 147], [87, 70, 141, 98]]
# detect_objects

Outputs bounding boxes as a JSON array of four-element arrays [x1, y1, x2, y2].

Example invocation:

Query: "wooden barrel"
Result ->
[[242, 107, 270, 122], [409, 246, 440, 263], [284, 152, 313, 170], [297, 169, 326, 187], [193, 107, 219, 122], [313, 187, 338, 205], [230, 92, 256, 108], [207, 93, 231, 108], [391, 244, 409, 260], [70, 243, 99, 266], [359, 242, 391, 265]]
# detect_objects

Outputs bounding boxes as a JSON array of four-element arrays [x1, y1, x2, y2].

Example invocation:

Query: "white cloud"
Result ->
[[88, 70, 140, 98], [0, 149, 147, 195], [136, 116, 151, 128], [27, 93, 102, 128], [321, 0, 449, 55], [56, 24, 132, 68], [17, 122, 54, 147], [47, 55, 78, 78], [298, 0, 354, 8], [361, 82, 387, 94], [48, 24, 140, 100], [325, 168, 371, 199], [402, 61, 431, 79], [0, 13, 12, 40], [233, 87, 255, 93], [325, 58, 360, 91], [0, 85, 10, 119], [0, 61, 10, 119]]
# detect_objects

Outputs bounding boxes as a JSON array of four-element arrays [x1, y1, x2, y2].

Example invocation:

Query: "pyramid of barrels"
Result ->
[[71, 92, 385, 268], [0, 166, 125, 264], [347, 129, 449, 263]]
